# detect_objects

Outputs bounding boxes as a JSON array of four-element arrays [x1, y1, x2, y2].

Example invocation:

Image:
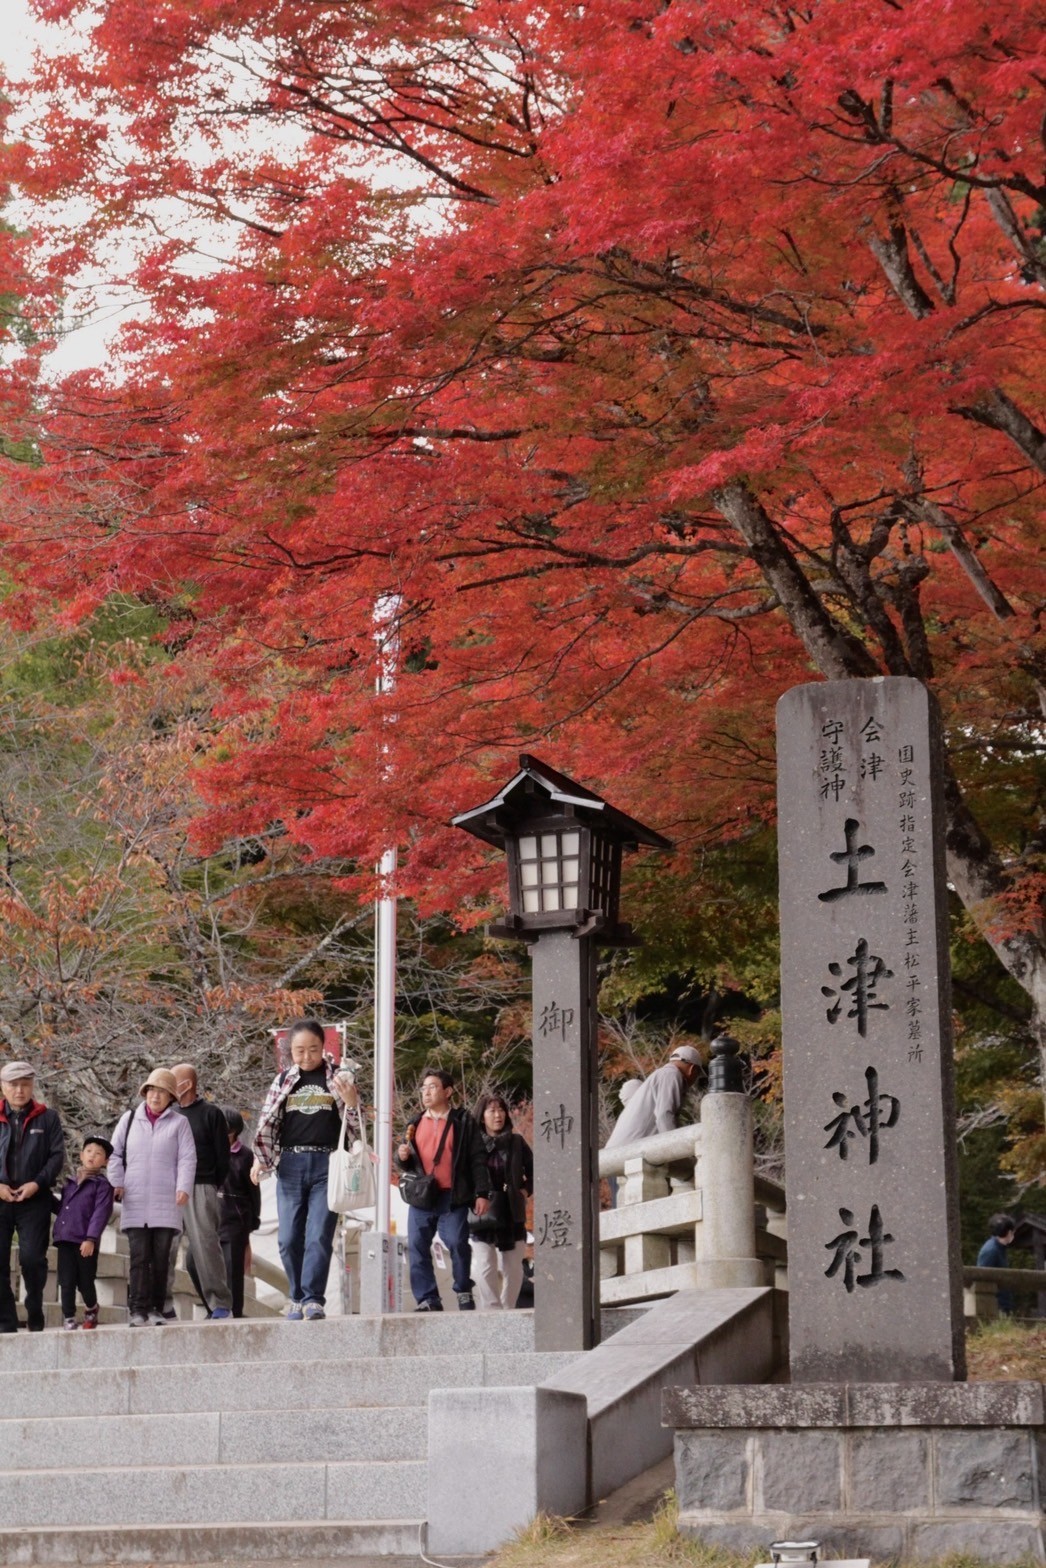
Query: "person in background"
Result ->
[[977, 1212, 1018, 1316], [167, 1063, 233, 1321], [0, 1060, 65, 1334], [251, 1019, 359, 1321], [52, 1135, 114, 1329], [220, 1107, 261, 1318], [109, 1068, 196, 1327], [396, 1068, 490, 1312], [470, 1094, 532, 1311], [605, 1045, 702, 1147]]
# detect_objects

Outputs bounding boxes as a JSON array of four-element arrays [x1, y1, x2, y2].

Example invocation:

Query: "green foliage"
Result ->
[[0, 432, 39, 465], [1, 595, 167, 704], [959, 1124, 1014, 1262], [0, 597, 1036, 1213]]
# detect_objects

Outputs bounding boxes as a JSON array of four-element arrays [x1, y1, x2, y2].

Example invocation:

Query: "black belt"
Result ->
[[282, 1145, 331, 1154]]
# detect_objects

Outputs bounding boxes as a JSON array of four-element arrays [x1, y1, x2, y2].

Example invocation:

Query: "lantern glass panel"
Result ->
[[513, 823, 587, 917], [588, 833, 616, 915]]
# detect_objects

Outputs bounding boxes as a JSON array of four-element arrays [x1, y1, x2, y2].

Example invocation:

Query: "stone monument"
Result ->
[[453, 755, 670, 1352], [776, 675, 965, 1381], [664, 677, 1045, 1562]]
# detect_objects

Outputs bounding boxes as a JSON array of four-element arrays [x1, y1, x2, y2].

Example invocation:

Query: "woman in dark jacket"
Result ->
[[219, 1108, 262, 1318], [471, 1094, 533, 1310]]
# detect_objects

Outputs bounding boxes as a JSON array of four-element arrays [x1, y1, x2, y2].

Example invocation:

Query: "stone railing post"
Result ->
[[621, 1156, 672, 1275], [963, 1278, 998, 1323], [694, 1036, 766, 1289]]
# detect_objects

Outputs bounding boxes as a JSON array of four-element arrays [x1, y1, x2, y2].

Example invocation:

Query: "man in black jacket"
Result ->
[[396, 1068, 490, 1311], [164, 1063, 233, 1319], [0, 1060, 65, 1332]]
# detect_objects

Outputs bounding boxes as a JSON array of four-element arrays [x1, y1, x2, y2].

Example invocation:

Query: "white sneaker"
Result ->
[[128, 1313, 148, 1327], [149, 1312, 168, 1326], [62, 1317, 78, 1331]]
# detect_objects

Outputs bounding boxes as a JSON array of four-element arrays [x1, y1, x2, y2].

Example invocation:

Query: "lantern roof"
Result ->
[[452, 754, 673, 853]]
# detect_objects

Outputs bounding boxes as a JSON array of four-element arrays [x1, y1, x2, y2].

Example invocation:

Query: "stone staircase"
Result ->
[[15, 1226, 282, 1328], [0, 1310, 573, 1563]]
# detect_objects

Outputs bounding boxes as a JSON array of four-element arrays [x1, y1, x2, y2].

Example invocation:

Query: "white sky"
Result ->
[[2, 0, 439, 378], [2, 0, 35, 76], [3, 0, 169, 375]]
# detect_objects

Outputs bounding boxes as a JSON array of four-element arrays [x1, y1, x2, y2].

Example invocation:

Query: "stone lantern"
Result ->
[[454, 755, 671, 1350]]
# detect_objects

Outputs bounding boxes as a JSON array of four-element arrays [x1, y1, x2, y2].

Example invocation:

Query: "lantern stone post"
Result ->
[[453, 755, 671, 1352]]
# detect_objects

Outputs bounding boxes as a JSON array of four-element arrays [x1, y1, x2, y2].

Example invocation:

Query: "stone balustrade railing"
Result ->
[[963, 1264, 1046, 1322], [597, 1095, 784, 1306], [598, 1122, 1046, 1322], [598, 1123, 705, 1177]]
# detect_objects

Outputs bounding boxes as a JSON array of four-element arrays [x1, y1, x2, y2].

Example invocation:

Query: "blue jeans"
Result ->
[[276, 1149, 338, 1307], [407, 1189, 473, 1305]]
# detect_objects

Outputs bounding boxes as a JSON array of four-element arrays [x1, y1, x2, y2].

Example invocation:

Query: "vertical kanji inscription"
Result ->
[[777, 677, 965, 1382]]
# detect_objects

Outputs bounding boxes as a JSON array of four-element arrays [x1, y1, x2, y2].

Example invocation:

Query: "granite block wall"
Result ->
[[667, 1383, 1045, 1564]]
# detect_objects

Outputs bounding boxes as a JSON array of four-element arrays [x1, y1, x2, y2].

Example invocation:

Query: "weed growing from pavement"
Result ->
[[966, 1319, 1046, 1382], [486, 1492, 1042, 1568]]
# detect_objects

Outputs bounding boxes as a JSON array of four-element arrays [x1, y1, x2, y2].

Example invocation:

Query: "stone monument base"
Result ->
[[664, 1383, 1044, 1564]]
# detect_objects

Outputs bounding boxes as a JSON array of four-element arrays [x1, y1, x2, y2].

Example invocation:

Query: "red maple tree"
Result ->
[[5, 1, 1046, 1132]]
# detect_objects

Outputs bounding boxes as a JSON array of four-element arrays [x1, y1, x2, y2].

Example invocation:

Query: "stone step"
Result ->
[[238, 1292, 282, 1319], [0, 1406, 428, 1469], [0, 1308, 539, 1372], [0, 1459, 427, 1528], [22, 1289, 284, 1327], [0, 1520, 422, 1563], [0, 1349, 575, 1418], [18, 1290, 277, 1324], [34, 1283, 227, 1316], [41, 1244, 270, 1296], [36, 1256, 271, 1314], [42, 1249, 127, 1278], [36, 1303, 127, 1329]]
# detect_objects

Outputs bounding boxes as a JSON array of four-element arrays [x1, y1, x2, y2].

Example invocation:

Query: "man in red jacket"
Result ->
[[0, 1060, 66, 1332], [396, 1069, 490, 1312]]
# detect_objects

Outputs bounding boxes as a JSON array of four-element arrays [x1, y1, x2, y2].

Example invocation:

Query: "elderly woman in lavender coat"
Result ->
[[109, 1069, 196, 1326]]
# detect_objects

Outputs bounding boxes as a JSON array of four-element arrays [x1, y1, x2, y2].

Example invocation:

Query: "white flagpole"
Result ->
[[362, 593, 400, 1310], [373, 841, 397, 1239]]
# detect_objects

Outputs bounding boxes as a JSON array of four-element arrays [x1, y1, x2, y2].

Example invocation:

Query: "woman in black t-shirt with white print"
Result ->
[[252, 1018, 359, 1319]]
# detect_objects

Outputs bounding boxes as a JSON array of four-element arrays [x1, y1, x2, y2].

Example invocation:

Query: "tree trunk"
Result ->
[[715, 481, 1046, 1113]]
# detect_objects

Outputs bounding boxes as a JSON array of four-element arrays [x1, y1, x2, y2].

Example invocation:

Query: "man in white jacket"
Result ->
[[605, 1045, 702, 1149]]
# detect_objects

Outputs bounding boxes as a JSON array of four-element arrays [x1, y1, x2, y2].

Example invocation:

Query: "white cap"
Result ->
[[0, 1061, 36, 1083], [669, 1046, 702, 1067]]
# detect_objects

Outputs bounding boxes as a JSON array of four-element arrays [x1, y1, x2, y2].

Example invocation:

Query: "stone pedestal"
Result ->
[[427, 1386, 588, 1555], [665, 1383, 1045, 1563]]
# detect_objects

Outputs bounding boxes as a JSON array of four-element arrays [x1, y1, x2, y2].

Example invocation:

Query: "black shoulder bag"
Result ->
[[399, 1116, 452, 1211]]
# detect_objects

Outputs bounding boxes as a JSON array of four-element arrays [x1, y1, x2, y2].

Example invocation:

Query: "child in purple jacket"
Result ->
[[52, 1136, 115, 1329]]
